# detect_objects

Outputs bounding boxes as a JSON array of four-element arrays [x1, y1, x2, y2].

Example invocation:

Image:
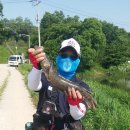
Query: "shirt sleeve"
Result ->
[[28, 67, 42, 91], [69, 102, 86, 120]]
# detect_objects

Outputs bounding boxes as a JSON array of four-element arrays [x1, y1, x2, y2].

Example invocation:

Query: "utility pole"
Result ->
[[29, 0, 41, 47]]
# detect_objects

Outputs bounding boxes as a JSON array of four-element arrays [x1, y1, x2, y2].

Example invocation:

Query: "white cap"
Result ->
[[60, 38, 80, 56]]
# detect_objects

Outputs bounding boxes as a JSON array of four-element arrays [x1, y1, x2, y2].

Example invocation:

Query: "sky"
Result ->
[[2, 0, 130, 32]]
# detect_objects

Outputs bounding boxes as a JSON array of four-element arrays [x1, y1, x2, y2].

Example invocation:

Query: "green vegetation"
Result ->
[[0, 44, 10, 63], [18, 64, 32, 83], [83, 80, 130, 130], [0, 2, 3, 17], [18, 64, 38, 106], [0, 71, 10, 97], [5, 40, 28, 57], [39, 12, 130, 69], [0, 40, 28, 64]]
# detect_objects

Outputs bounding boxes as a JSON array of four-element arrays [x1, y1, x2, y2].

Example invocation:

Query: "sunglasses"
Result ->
[[59, 52, 78, 60]]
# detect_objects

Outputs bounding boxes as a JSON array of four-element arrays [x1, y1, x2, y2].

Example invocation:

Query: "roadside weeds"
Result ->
[[0, 70, 10, 98]]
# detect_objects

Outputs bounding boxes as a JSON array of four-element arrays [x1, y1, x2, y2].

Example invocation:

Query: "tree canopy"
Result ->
[[0, 2, 3, 17], [39, 11, 130, 69]]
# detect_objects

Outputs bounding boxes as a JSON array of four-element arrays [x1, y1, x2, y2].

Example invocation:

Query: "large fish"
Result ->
[[36, 46, 96, 109]]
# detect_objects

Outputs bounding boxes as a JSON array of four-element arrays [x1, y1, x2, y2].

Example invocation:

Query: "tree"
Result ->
[[0, 2, 3, 17], [41, 11, 65, 29], [40, 12, 81, 45], [101, 21, 130, 68], [78, 18, 106, 67], [76, 35, 97, 69], [44, 39, 59, 66], [101, 35, 129, 68], [1, 17, 34, 42], [38, 11, 130, 69]]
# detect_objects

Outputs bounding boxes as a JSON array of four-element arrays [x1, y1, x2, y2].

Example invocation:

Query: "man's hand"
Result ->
[[65, 87, 83, 105], [66, 87, 82, 100], [28, 47, 45, 69]]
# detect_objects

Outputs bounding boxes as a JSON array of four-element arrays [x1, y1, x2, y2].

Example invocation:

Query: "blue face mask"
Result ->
[[56, 55, 80, 79]]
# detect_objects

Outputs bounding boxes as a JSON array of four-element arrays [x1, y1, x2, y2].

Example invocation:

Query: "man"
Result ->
[[28, 38, 91, 130]]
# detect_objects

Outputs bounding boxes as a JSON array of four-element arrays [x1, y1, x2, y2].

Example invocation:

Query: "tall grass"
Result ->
[[83, 80, 130, 130], [0, 71, 10, 97], [18, 64, 38, 106], [18, 64, 32, 84]]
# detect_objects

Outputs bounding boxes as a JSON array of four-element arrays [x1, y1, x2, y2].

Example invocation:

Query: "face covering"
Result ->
[[56, 55, 80, 79]]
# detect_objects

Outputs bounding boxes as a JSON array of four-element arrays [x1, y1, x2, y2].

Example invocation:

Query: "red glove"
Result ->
[[67, 96, 83, 106], [28, 52, 39, 69]]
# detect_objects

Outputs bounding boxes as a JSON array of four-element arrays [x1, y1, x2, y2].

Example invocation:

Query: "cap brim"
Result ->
[[59, 46, 80, 57]]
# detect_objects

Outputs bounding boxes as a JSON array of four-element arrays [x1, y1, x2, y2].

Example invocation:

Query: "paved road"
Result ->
[[0, 64, 36, 130]]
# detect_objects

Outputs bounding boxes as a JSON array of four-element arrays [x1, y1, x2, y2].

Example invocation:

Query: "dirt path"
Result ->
[[0, 64, 36, 130]]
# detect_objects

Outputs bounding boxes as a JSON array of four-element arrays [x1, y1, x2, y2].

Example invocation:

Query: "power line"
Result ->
[[43, 1, 92, 18], [42, 0, 130, 29], [2, 0, 30, 4], [45, 0, 97, 16], [29, 0, 41, 6], [2, 0, 130, 30]]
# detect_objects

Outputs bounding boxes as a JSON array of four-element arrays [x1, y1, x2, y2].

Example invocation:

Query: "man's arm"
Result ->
[[69, 103, 86, 120], [28, 67, 42, 91], [28, 47, 45, 91], [66, 88, 86, 120]]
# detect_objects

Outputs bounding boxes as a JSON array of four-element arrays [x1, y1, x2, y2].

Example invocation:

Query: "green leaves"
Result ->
[[101, 21, 130, 68], [0, 2, 3, 17]]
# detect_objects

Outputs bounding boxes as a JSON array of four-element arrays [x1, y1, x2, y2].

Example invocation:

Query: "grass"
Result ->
[[83, 80, 130, 130], [18, 64, 130, 130], [6, 40, 28, 57], [0, 40, 28, 64], [0, 70, 10, 97], [0, 44, 10, 63], [18, 63, 39, 106]]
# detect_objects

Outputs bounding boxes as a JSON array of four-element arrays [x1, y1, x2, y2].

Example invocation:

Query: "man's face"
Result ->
[[56, 48, 80, 74]]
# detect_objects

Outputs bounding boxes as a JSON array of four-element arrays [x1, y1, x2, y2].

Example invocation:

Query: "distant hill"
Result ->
[[0, 40, 28, 63]]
